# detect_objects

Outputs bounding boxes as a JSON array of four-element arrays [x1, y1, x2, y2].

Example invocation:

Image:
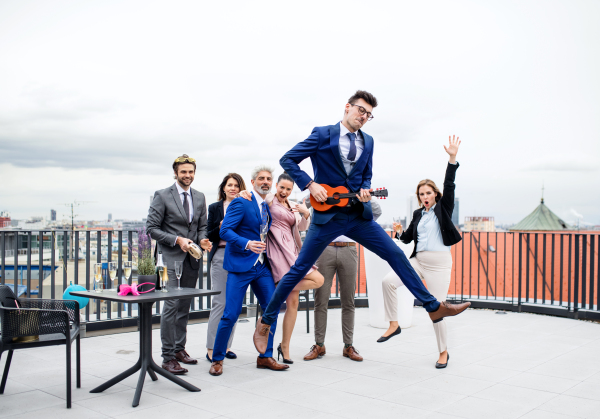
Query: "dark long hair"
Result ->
[[218, 173, 246, 201], [277, 172, 294, 184]]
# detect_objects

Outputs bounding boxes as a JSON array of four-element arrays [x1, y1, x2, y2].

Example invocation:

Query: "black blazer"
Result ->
[[207, 200, 224, 263], [398, 162, 462, 258]]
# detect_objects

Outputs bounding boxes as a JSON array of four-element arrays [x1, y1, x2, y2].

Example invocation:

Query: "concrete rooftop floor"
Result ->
[[2, 306, 600, 419]]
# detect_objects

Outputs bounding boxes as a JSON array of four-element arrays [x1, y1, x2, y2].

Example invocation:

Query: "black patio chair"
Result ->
[[0, 285, 80, 408]]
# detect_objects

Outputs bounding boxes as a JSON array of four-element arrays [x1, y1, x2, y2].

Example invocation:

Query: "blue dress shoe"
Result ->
[[225, 351, 237, 359]]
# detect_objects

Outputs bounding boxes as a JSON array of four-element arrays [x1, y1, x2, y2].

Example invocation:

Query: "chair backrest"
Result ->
[[0, 285, 19, 308]]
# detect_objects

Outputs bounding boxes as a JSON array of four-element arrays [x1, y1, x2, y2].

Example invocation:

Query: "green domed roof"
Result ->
[[510, 199, 572, 231]]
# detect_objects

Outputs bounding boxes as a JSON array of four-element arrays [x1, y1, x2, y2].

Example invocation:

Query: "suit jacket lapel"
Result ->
[[329, 123, 347, 176], [170, 185, 189, 225], [348, 130, 373, 177], [251, 193, 262, 224], [219, 200, 224, 219]]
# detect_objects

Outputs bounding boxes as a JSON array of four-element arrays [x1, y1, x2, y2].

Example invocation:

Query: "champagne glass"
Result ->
[[174, 261, 183, 290], [260, 224, 269, 253], [94, 263, 103, 293], [123, 261, 132, 283], [108, 262, 117, 291]]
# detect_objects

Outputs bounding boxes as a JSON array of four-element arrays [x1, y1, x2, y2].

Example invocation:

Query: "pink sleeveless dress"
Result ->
[[265, 196, 317, 283]]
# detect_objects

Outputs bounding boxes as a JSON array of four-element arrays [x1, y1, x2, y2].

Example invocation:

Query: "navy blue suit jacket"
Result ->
[[219, 194, 272, 273], [280, 123, 374, 225]]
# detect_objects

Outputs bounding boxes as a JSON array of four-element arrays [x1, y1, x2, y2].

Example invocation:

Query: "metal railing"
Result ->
[[448, 231, 600, 320], [1, 229, 598, 332]]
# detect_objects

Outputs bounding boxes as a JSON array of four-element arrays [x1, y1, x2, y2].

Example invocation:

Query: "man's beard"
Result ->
[[255, 184, 271, 195]]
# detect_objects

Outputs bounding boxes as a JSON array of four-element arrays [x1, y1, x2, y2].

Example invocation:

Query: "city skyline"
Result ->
[[1, 1, 599, 226]]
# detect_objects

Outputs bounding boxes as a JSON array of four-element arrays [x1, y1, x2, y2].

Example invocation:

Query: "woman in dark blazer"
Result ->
[[380, 136, 463, 369], [205, 173, 246, 362]]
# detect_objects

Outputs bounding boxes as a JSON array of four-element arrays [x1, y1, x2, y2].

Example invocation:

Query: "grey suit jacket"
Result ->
[[146, 183, 208, 270]]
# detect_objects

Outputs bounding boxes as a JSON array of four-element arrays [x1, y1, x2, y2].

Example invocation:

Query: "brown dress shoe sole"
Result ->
[[162, 366, 187, 375]]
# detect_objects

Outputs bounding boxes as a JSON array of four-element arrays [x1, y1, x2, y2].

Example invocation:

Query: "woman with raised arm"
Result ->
[[205, 173, 246, 362], [379, 136, 463, 369], [241, 173, 324, 364]]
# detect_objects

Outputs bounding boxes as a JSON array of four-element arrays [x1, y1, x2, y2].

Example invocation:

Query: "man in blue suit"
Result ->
[[254, 91, 470, 355], [209, 166, 289, 376]]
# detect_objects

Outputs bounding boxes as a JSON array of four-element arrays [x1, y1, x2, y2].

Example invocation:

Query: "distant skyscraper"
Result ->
[[108, 213, 112, 222], [451, 198, 459, 225], [406, 194, 420, 224], [50, 209, 57, 221]]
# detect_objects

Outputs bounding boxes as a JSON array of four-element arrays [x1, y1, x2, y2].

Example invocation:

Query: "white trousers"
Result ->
[[382, 251, 452, 353]]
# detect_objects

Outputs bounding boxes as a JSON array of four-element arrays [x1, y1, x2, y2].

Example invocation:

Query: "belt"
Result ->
[[218, 244, 227, 248], [329, 242, 356, 247]]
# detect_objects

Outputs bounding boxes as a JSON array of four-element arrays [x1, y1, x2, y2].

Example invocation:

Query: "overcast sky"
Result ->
[[1, 0, 599, 226]]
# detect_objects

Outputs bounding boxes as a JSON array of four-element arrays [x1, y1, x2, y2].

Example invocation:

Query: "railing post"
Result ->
[[63, 230, 68, 293], [518, 233, 522, 312], [14, 231, 19, 295], [38, 231, 44, 298], [582, 235, 587, 310], [1, 231, 5, 286], [574, 234, 580, 316], [86, 231, 91, 322], [27, 232, 32, 297]]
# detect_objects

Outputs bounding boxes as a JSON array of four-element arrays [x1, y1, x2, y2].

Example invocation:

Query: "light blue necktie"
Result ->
[[260, 201, 268, 231]]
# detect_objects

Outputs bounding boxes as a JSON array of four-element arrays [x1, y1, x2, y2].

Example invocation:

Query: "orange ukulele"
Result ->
[[309, 184, 388, 212]]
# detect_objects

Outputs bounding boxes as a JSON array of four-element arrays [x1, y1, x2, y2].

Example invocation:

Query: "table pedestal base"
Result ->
[[89, 302, 200, 407]]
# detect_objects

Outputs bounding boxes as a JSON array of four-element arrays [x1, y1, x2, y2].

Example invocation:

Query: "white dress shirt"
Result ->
[[173, 182, 194, 246], [175, 182, 194, 223], [338, 121, 364, 174], [416, 204, 451, 253]]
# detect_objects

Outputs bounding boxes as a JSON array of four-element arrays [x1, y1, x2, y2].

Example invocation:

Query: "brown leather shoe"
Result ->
[[256, 356, 289, 371], [303, 344, 326, 361], [343, 346, 363, 362], [162, 359, 188, 375], [175, 350, 198, 365], [429, 301, 471, 323], [209, 360, 223, 376], [253, 317, 272, 355]]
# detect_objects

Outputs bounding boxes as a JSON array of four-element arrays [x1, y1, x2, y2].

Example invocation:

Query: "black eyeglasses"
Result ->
[[350, 103, 374, 120]]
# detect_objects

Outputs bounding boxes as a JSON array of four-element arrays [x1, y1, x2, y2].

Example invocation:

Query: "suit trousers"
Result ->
[[262, 209, 440, 325], [314, 245, 357, 345], [212, 261, 277, 361], [161, 254, 198, 362], [382, 251, 452, 353], [206, 248, 236, 350]]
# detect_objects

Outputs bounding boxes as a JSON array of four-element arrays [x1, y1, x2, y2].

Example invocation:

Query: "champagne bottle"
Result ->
[[155, 250, 164, 291], [161, 266, 169, 293]]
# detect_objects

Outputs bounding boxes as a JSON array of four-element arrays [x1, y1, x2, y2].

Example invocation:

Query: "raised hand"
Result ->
[[443, 135, 461, 164]]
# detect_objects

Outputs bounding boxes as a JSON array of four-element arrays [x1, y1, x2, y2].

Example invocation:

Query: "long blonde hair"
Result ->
[[415, 179, 442, 207]]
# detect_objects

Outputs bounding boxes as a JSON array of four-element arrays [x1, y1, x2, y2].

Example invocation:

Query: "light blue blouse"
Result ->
[[416, 204, 451, 253]]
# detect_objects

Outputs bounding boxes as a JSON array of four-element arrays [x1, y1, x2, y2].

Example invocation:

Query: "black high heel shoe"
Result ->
[[277, 343, 294, 364], [435, 353, 449, 369]]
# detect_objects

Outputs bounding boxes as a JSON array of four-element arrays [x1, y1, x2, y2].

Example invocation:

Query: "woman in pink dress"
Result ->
[[241, 173, 324, 363]]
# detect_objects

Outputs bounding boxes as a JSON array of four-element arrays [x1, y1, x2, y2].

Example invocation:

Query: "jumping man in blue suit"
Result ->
[[209, 166, 290, 376], [253, 91, 471, 356]]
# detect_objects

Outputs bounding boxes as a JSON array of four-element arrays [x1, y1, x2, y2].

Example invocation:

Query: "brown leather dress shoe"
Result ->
[[209, 360, 223, 376], [162, 359, 188, 375], [175, 350, 198, 365], [256, 356, 289, 371], [429, 301, 471, 323], [253, 317, 271, 355], [303, 344, 326, 361], [343, 346, 363, 362]]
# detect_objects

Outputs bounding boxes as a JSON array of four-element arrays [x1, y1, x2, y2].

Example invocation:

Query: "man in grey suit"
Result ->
[[304, 199, 382, 362], [147, 154, 212, 375]]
